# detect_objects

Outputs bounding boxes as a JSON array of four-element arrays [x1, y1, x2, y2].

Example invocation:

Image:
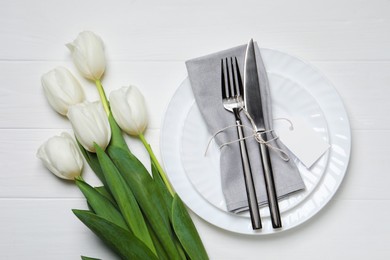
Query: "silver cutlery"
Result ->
[[221, 57, 262, 230], [244, 39, 282, 228]]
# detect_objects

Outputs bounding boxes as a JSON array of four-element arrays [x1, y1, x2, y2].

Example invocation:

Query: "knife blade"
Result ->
[[243, 39, 282, 228]]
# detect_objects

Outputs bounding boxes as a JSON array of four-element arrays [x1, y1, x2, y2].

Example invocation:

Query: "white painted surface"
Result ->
[[1, 0, 389, 259]]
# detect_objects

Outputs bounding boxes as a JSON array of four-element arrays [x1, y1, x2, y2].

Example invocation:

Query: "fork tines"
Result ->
[[221, 57, 244, 101]]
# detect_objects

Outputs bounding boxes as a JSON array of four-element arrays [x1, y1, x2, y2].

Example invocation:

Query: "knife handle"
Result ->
[[258, 133, 282, 228], [235, 119, 262, 230]]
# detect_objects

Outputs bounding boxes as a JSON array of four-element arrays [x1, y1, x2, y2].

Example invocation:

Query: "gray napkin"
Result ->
[[185, 43, 305, 213]]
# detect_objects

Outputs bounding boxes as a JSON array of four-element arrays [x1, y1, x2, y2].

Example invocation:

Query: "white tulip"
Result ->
[[41, 66, 85, 115], [109, 86, 148, 136], [37, 132, 83, 180], [67, 101, 111, 152], [66, 31, 106, 81]]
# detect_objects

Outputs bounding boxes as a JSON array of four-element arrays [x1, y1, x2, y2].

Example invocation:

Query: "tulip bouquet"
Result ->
[[37, 31, 208, 260]]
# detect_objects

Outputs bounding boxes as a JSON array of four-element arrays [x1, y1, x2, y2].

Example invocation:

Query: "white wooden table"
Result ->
[[1, 0, 390, 259]]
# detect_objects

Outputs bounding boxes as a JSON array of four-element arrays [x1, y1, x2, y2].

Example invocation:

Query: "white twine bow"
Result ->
[[204, 111, 293, 162]]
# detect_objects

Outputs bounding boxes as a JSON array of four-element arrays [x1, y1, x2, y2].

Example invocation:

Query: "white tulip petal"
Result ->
[[67, 101, 111, 152], [37, 132, 83, 180], [41, 67, 85, 115], [67, 31, 106, 81], [109, 85, 148, 136]]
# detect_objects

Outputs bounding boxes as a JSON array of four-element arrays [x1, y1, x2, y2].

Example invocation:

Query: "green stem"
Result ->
[[139, 133, 174, 196], [95, 79, 110, 116], [75, 175, 84, 182]]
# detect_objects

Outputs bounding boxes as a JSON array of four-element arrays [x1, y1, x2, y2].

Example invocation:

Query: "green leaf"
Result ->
[[75, 178, 128, 230], [151, 160, 187, 259], [145, 218, 170, 260], [151, 160, 173, 212], [76, 140, 106, 186], [108, 147, 181, 259], [107, 114, 129, 152], [94, 185, 117, 207], [81, 256, 101, 260], [95, 144, 156, 255], [73, 210, 158, 260], [172, 194, 209, 260]]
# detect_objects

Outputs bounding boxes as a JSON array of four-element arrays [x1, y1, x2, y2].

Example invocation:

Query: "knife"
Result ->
[[243, 39, 282, 228]]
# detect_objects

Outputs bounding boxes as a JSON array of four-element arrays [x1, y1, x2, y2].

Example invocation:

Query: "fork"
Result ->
[[221, 57, 262, 230]]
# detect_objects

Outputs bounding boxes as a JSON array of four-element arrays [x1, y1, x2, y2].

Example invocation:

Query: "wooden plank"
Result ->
[[0, 129, 158, 198], [0, 0, 389, 61], [0, 60, 389, 130], [0, 198, 389, 259], [192, 199, 390, 259], [0, 128, 389, 201], [0, 61, 186, 129], [0, 199, 120, 260]]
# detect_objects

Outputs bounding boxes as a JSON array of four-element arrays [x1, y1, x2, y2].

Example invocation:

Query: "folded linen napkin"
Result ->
[[185, 43, 305, 213]]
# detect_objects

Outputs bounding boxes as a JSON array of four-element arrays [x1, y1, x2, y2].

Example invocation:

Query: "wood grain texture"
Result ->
[[0, 199, 120, 260], [1, 61, 389, 130], [193, 199, 390, 259], [0, 61, 186, 129], [0, 0, 389, 259], [1, 199, 389, 259], [0, 129, 159, 198], [0, 0, 390, 61]]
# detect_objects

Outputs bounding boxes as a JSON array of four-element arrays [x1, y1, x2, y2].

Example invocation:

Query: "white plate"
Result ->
[[160, 48, 351, 235], [181, 73, 330, 215]]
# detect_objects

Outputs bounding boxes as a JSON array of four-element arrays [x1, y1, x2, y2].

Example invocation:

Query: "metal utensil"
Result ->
[[221, 57, 262, 230], [244, 39, 282, 228]]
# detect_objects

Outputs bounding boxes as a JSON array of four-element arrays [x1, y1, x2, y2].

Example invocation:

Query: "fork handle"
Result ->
[[258, 132, 282, 228], [235, 118, 262, 230]]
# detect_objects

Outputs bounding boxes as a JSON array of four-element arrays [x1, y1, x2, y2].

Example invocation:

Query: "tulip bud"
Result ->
[[67, 101, 111, 152], [109, 86, 148, 136], [37, 132, 83, 180], [41, 66, 85, 115], [66, 31, 106, 81]]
